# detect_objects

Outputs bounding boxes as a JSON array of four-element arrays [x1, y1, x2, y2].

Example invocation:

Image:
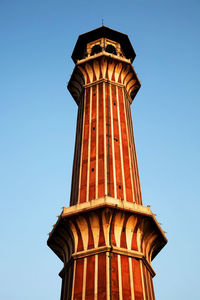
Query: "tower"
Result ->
[[48, 26, 167, 299]]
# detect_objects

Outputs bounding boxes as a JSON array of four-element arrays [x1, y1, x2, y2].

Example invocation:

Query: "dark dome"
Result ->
[[71, 26, 136, 63]]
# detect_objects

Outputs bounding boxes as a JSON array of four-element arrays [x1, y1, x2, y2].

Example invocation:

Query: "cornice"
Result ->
[[61, 196, 167, 242], [68, 54, 140, 105]]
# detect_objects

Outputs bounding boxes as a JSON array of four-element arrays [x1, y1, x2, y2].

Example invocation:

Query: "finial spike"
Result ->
[[102, 19, 104, 26]]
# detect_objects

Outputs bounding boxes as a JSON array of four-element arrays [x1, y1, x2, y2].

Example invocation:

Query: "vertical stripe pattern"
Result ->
[[70, 57, 142, 205], [48, 34, 167, 300]]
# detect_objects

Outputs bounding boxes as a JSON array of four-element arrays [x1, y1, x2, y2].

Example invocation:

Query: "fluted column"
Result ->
[[69, 55, 142, 206]]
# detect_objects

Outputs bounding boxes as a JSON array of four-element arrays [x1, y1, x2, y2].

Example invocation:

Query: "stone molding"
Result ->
[[68, 54, 140, 105]]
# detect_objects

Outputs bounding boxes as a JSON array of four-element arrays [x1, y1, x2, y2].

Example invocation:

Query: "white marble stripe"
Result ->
[[127, 99, 137, 202], [96, 85, 99, 199], [86, 87, 92, 202], [94, 254, 98, 300], [148, 268, 154, 300], [118, 255, 123, 300], [132, 135, 142, 204], [110, 84, 117, 198], [103, 82, 107, 196], [123, 88, 135, 203], [149, 273, 155, 300], [147, 267, 152, 300], [125, 97, 142, 204], [116, 86, 126, 201], [74, 99, 84, 204], [129, 257, 135, 300], [106, 252, 110, 300], [82, 257, 87, 299], [140, 260, 147, 300], [143, 266, 149, 300], [78, 90, 86, 204], [126, 98, 139, 204], [73, 102, 82, 204], [71, 260, 76, 300], [133, 141, 142, 204]]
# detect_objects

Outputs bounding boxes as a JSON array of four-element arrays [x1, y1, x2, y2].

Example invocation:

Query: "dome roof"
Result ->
[[71, 26, 136, 63]]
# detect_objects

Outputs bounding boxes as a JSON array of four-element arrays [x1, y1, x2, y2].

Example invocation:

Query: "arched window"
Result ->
[[91, 45, 102, 55], [105, 44, 117, 55]]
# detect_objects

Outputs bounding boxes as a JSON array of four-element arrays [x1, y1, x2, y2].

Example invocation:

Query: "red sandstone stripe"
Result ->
[[86, 87, 93, 202], [125, 94, 142, 204], [62, 262, 73, 299], [111, 254, 120, 300], [123, 89, 136, 204], [98, 212, 106, 247], [147, 267, 154, 300], [71, 260, 76, 299], [131, 223, 139, 251], [120, 215, 128, 249], [125, 95, 138, 204], [86, 216, 95, 249], [89, 85, 97, 201], [77, 91, 86, 205], [70, 96, 84, 205], [143, 264, 150, 300], [98, 83, 105, 198], [116, 86, 126, 202], [109, 84, 117, 198], [132, 258, 144, 300], [149, 272, 155, 300], [85, 255, 95, 299], [106, 82, 114, 197], [61, 264, 73, 299], [126, 94, 142, 204], [98, 253, 107, 299], [73, 259, 84, 299], [121, 255, 131, 299], [117, 62, 123, 84], [112, 85, 123, 199], [80, 88, 90, 203], [110, 214, 116, 246], [118, 86, 133, 203], [124, 94, 137, 204], [95, 84, 99, 199], [143, 264, 149, 300], [103, 82, 107, 196]]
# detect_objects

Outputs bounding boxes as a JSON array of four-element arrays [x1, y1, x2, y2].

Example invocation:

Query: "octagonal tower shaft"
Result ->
[[69, 56, 142, 207], [48, 26, 167, 300]]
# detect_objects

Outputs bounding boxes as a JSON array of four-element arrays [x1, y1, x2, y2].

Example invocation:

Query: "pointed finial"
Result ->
[[102, 19, 104, 26]]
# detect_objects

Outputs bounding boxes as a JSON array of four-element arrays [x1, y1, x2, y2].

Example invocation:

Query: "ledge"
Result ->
[[72, 245, 156, 277], [62, 196, 151, 217]]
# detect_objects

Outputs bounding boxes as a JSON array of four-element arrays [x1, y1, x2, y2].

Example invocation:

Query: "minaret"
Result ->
[[48, 26, 167, 300]]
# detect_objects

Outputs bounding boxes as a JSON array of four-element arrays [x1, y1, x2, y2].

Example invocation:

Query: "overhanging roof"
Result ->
[[72, 26, 136, 63]]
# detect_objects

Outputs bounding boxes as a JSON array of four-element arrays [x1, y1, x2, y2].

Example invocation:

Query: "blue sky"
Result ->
[[0, 0, 200, 299]]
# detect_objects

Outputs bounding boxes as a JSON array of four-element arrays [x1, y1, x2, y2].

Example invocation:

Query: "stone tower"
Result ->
[[47, 26, 167, 300]]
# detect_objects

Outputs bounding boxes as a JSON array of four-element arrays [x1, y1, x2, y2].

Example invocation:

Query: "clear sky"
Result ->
[[0, 0, 200, 299]]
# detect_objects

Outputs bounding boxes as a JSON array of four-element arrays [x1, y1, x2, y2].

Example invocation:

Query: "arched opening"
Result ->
[[105, 44, 117, 55], [91, 44, 102, 55]]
